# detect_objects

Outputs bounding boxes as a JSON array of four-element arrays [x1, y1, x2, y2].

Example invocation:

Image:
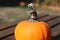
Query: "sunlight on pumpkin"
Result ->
[[14, 21, 51, 40]]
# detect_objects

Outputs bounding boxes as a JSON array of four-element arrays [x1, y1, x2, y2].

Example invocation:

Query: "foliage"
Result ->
[[34, 0, 60, 6]]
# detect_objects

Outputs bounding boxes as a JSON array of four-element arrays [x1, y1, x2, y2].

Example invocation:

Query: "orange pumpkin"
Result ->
[[14, 21, 51, 40]]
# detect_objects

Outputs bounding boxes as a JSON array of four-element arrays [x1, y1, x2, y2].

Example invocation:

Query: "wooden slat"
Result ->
[[0, 20, 21, 31], [51, 25, 60, 36], [38, 15, 58, 22], [47, 17, 60, 28], [38, 13, 48, 18], [1, 35, 15, 40], [0, 27, 15, 39], [0, 14, 47, 31]]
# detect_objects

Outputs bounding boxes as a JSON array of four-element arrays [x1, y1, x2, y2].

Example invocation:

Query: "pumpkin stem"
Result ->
[[28, 3, 38, 22]]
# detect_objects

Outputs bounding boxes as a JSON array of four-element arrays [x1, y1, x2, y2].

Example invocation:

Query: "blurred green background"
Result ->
[[0, 0, 60, 24], [0, 7, 60, 24]]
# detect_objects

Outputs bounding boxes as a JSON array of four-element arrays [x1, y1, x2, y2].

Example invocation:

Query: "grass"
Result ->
[[37, 7, 60, 16], [0, 7, 60, 24], [0, 7, 29, 24]]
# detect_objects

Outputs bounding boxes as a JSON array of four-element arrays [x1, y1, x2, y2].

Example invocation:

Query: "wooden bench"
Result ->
[[0, 14, 60, 40]]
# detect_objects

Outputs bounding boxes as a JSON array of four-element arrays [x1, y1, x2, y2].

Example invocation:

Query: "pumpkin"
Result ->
[[14, 21, 51, 40], [14, 3, 51, 40]]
